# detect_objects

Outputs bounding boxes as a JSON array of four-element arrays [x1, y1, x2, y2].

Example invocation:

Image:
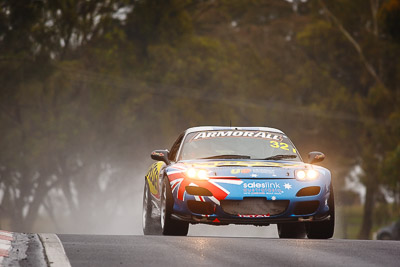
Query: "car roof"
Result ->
[[185, 126, 285, 135]]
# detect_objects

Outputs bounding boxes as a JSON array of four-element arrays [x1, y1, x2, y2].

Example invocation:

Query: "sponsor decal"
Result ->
[[243, 182, 280, 189], [253, 168, 275, 174], [192, 131, 283, 141], [238, 214, 270, 218], [231, 168, 251, 174], [243, 181, 284, 195]]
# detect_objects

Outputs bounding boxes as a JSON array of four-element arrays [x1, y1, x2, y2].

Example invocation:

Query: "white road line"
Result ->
[[0, 231, 11, 267], [0, 243, 10, 251], [0, 232, 12, 238], [38, 234, 71, 267]]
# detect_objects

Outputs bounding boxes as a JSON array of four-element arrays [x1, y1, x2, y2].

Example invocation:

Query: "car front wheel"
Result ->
[[160, 177, 189, 236], [306, 184, 335, 239]]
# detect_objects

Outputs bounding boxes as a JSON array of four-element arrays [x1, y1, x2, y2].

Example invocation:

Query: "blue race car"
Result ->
[[142, 126, 334, 238]]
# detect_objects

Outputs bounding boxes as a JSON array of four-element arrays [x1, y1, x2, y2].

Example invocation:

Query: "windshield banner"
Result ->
[[192, 131, 283, 141]]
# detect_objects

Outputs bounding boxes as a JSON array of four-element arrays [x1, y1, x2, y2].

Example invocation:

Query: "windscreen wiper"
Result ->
[[200, 154, 251, 159], [262, 155, 297, 160]]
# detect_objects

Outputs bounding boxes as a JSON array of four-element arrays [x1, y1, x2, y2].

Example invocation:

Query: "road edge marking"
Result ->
[[0, 230, 12, 266], [38, 234, 71, 267]]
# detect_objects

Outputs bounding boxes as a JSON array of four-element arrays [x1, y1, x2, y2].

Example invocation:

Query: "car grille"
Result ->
[[187, 200, 215, 215], [221, 198, 289, 216]]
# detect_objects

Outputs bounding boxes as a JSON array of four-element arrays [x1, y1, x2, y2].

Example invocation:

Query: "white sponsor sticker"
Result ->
[[192, 131, 283, 141], [243, 181, 285, 195]]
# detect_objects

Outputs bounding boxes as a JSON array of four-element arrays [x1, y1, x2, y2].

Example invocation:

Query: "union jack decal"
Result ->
[[166, 167, 243, 205]]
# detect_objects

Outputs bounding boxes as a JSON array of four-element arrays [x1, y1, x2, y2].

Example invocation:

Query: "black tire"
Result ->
[[142, 181, 161, 235], [160, 177, 189, 236], [277, 223, 306, 238], [306, 184, 335, 239]]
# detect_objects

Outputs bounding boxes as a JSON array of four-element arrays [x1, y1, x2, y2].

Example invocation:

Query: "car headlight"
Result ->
[[186, 168, 209, 180], [295, 169, 318, 181]]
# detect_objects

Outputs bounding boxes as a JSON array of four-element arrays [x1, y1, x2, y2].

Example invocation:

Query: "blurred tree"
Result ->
[[125, 0, 193, 59], [379, 0, 400, 42], [0, 0, 137, 232], [296, 0, 400, 239]]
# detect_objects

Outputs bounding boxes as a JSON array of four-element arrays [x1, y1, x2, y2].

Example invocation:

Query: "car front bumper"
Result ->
[[170, 178, 332, 225]]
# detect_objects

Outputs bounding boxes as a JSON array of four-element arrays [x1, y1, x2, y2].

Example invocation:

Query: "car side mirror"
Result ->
[[151, 150, 170, 165], [308, 151, 325, 164]]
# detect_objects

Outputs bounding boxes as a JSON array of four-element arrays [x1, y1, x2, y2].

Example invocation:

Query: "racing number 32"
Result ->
[[270, 141, 296, 153]]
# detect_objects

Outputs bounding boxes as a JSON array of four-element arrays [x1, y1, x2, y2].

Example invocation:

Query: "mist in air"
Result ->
[[1, 0, 399, 240]]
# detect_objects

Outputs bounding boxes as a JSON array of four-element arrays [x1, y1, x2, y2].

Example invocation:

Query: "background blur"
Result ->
[[0, 0, 399, 239]]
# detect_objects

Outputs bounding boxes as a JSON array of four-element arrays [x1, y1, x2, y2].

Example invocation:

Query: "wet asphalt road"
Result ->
[[59, 235, 400, 267]]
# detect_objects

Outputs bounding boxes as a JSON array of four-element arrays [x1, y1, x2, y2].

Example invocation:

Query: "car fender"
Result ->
[[145, 161, 166, 200]]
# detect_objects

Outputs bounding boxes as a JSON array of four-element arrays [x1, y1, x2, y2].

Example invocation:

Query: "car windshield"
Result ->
[[179, 130, 301, 161]]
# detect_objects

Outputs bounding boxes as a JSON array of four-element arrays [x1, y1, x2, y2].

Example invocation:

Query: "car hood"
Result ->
[[167, 159, 318, 179]]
